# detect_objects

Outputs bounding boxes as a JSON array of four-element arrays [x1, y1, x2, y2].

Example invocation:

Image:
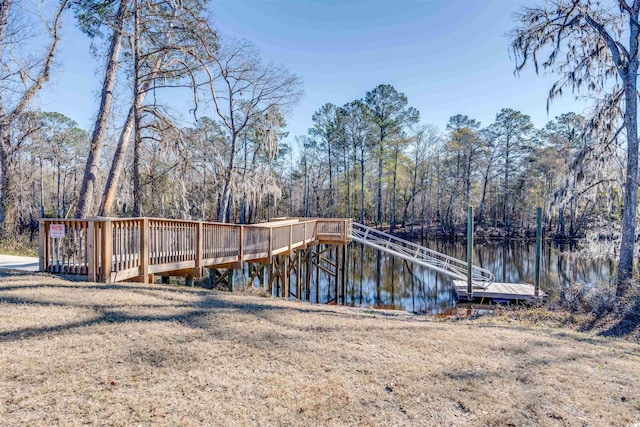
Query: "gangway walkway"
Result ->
[[350, 222, 495, 288]]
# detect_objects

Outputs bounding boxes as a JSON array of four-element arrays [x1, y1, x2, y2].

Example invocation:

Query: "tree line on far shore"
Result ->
[[292, 88, 617, 241]]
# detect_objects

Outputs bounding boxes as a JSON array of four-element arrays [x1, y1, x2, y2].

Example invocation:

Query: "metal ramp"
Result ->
[[350, 222, 495, 288]]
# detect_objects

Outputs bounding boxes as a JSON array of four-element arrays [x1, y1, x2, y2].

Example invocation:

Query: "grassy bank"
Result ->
[[0, 270, 638, 426]]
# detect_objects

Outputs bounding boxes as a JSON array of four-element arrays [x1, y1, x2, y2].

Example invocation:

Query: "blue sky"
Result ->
[[39, 0, 589, 148]]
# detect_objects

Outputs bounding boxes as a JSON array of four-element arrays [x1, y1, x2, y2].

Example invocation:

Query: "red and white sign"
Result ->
[[49, 224, 65, 239]]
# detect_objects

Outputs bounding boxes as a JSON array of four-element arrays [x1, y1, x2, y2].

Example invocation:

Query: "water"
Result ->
[[313, 239, 616, 314]]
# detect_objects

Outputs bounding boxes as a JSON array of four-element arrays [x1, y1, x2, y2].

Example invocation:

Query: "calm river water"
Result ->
[[312, 240, 616, 313]]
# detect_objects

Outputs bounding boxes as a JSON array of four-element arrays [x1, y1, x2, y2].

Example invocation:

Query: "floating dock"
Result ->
[[452, 280, 546, 303]]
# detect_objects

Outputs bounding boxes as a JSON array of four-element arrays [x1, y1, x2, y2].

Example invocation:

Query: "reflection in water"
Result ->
[[313, 240, 616, 314]]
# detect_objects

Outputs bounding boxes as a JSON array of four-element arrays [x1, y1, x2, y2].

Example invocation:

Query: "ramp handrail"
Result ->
[[350, 222, 494, 288]]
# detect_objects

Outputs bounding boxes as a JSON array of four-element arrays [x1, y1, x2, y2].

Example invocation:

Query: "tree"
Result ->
[[364, 84, 419, 228], [446, 115, 482, 215], [543, 113, 587, 237], [341, 100, 373, 224], [76, 0, 216, 216], [511, 0, 640, 292], [310, 104, 339, 216], [410, 125, 439, 237], [492, 108, 533, 233], [477, 126, 499, 225], [129, 0, 214, 216], [74, 0, 129, 218], [32, 112, 88, 218], [202, 37, 302, 222], [389, 132, 411, 232], [0, 0, 69, 233]]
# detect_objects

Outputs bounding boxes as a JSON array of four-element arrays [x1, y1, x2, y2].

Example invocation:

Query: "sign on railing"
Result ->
[[49, 224, 65, 238]]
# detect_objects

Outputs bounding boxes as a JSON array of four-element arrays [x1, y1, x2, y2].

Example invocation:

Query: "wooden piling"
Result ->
[[296, 251, 302, 299], [305, 247, 312, 301], [333, 247, 340, 305], [208, 268, 216, 288], [341, 244, 347, 305], [315, 247, 320, 303]]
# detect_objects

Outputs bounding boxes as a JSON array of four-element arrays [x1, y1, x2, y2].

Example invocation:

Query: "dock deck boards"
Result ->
[[452, 280, 546, 302]]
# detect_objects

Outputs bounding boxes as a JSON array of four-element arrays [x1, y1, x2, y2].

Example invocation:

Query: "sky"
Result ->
[[38, 0, 590, 151]]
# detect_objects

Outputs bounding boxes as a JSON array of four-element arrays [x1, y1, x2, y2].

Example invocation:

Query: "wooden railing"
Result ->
[[39, 217, 352, 283]]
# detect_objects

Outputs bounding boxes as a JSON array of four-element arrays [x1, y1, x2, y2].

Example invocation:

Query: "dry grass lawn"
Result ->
[[0, 270, 639, 426]]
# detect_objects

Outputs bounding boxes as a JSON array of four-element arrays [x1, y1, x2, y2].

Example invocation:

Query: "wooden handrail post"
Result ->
[[87, 220, 96, 281], [101, 218, 113, 283], [268, 228, 273, 258], [196, 221, 203, 269], [38, 220, 47, 272], [238, 225, 244, 262], [140, 218, 150, 283], [289, 225, 293, 252]]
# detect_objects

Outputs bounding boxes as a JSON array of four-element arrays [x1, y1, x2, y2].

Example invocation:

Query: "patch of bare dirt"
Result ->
[[0, 270, 639, 426]]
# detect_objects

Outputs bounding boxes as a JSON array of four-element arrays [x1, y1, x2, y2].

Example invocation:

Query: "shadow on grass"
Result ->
[[0, 271, 413, 346], [2, 272, 637, 391], [597, 296, 640, 339], [575, 288, 640, 341]]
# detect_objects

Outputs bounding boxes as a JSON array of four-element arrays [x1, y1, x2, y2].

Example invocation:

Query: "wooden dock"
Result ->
[[452, 280, 546, 303], [39, 217, 352, 285], [39, 215, 546, 308]]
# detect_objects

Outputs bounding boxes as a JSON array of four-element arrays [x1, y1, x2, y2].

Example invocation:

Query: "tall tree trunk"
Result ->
[[410, 148, 419, 239], [617, 26, 640, 291], [327, 139, 333, 217], [99, 53, 165, 216], [477, 160, 492, 225], [0, 1, 11, 116], [390, 145, 399, 233], [303, 157, 309, 217], [76, 0, 128, 218], [0, 145, 13, 230], [345, 145, 351, 218], [131, 0, 142, 217], [376, 139, 383, 227], [401, 193, 410, 228], [360, 145, 365, 224], [465, 153, 472, 213], [351, 144, 359, 220], [39, 158, 45, 218], [503, 137, 511, 233], [218, 133, 238, 222], [557, 206, 566, 238], [99, 107, 134, 215], [56, 161, 62, 217], [420, 175, 426, 239]]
